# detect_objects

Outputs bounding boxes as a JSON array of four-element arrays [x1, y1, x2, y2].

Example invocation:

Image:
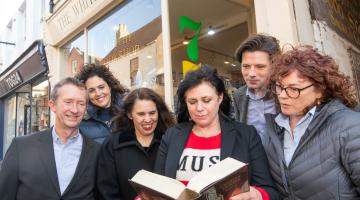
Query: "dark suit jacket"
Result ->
[[233, 85, 250, 123], [154, 115, 279, 200], [0, 129, 100, 200], [233, 85, 279, 124]]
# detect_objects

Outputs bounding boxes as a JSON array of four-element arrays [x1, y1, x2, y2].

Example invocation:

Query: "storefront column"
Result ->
[[161, 0, 174, 111], [292, 0, 315, 46], [253, 0, 299, 45], [45, 45, 61, 125]]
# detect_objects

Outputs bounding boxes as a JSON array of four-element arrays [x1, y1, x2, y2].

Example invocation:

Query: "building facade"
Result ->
[[44, 0, 302, 108], [0, 0, 51, 158], [43, 0, 360, 130]]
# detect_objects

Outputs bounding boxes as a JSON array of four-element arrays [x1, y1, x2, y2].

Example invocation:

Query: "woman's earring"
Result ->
[[316, 99, 321, 105]]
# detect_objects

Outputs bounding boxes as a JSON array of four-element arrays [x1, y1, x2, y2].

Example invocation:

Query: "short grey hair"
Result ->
[[50, 77, 86, 101]]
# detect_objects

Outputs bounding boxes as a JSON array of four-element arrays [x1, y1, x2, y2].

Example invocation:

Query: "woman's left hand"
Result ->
[[229, 186, 263, 200]]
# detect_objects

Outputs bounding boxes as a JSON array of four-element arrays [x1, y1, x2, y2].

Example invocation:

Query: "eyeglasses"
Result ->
[[274, 84, 313, 99]]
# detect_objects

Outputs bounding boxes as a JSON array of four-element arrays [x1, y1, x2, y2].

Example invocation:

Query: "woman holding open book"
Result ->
[[155, 66, 279, 200], [97, 88, 176, 200]]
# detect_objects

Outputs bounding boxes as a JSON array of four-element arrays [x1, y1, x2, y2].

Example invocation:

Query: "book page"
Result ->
[[131, 170, 186, 199], [187, 157, 247, 193]]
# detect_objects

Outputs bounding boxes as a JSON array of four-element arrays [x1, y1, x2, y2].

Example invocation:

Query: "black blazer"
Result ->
[[0, 129, 100, 200], [155, 115, 279, 200]]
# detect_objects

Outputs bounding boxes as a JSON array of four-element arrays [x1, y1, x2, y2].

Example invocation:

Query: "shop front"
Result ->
[[44, 0, 299, 110], [0, 40, 50, 158]]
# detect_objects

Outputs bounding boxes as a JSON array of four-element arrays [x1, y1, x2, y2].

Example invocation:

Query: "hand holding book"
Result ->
[[228, 186, 263, 200], [129, 157, 253, 200]]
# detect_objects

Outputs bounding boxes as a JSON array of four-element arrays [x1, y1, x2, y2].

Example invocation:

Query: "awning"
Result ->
[[0, 40, 48, 98]]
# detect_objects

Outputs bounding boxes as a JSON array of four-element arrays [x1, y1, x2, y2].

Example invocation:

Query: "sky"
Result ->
[[0, 0, 22, 32]]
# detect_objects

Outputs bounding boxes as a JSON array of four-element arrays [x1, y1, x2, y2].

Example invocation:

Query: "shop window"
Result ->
[[16, 93, 31, 137], [87, 0, 163, 93], [130, 57, 139, 86], [71, 60, 78, 74], [3, 96, 16, 157], [169, 0, 252, 105], [31, 80, 50, 133], [60, 33, 85, 77]]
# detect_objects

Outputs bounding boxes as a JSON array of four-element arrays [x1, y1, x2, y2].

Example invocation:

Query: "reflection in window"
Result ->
[[61, 33, 85, 77], [31, 80, 50, 133], [3, 96, 16, 157], [130, 57, 139, 86], [72, 60, 78, 74], [87, 0, 163, 96]]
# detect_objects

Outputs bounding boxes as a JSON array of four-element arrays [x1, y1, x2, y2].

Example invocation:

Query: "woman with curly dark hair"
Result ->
[[155, 65, 279, 200], [75, 64, 128, 143], [97, 88, 176, 200], [264, 45, 360, 199]]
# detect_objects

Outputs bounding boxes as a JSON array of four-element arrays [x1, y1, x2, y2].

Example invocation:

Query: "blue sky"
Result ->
[[68, 0, 161, 58]]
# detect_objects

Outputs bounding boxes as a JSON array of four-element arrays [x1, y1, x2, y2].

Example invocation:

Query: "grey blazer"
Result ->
[[0, 129, 100, 200], [233, 85, 249, 123], [233, 85, 279, 123]]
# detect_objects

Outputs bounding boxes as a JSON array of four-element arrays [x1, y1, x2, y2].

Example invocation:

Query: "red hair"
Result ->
[[271, 45, 357, 108]]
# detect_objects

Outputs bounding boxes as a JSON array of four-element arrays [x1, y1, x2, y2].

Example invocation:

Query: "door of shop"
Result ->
[[16, 92, 31, 137]]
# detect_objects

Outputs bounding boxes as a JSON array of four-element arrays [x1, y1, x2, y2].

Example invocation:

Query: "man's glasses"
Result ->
[[274, 84, 313, 99]]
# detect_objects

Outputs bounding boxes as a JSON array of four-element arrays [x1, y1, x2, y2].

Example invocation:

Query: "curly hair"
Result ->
[[176, 65, 231, 123], [112, 88, 176, 134], [235, 33, 280, 63], [271, 45, 358, 108], [75, 64, 128, 113]]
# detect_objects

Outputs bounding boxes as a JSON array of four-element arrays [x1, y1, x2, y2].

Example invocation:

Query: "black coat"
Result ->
[[0, 129, 100, 200], [155, 114, 279, 200], [97, 130, 162, 200]]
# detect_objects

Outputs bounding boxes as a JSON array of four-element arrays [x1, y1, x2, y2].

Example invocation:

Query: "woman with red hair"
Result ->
[[264, 45, 360, 199]]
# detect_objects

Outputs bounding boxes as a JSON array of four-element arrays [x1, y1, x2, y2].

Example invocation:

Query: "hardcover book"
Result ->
[[129, 157, 249, 200]]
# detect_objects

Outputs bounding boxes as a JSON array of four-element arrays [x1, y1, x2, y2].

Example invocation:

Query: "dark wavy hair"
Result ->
[[112, 88, 176, 134], [75, 64, 128, 113], [235, 33, 280, 63], [176, 65, 231, 123], [271, 45, 358, 108]]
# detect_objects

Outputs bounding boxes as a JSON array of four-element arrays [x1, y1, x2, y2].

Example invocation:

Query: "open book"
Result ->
[[129, 157, 249, 200]]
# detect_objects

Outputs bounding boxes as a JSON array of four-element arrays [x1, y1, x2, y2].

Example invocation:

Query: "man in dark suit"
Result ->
[[0, 77, 100, 200]]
